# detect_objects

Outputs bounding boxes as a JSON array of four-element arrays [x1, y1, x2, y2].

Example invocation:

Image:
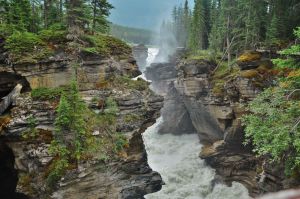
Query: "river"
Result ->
[[142, 48, 250, 199]]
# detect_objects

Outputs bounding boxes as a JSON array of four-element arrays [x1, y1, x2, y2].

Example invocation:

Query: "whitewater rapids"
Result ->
[[143, 118, 250, 199], [142, 48, 249, 198]]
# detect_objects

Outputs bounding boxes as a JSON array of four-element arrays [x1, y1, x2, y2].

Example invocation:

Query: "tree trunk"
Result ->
[[0, 84, 23, 115], [92, 0, 97, 34], [60, 0, 63, 22], [31, 2, 35, 32], [44, 0, 49, 28], [226, 15, 231, 67]]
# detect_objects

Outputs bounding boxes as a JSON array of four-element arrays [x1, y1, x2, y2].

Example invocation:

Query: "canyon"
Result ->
[[0, 42, 299, 199], [144, 49, 300, 197]]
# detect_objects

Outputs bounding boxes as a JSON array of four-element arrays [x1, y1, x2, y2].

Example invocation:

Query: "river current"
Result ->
[[142, 48, 250, 199]]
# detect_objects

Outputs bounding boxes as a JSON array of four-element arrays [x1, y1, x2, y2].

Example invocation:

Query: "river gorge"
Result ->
[[0, 37, 299, 199], [139, 47, 249, 199]]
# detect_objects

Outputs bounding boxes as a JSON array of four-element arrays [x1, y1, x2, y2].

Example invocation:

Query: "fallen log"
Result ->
[[0, 84, 23, 115]]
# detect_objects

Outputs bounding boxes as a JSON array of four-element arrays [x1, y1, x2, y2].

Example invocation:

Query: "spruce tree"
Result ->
[[66, 0, 89, 39], [202, 0, 211, 49], [8, 0, 32, 31], [68, 79, 88, 160], [189, 0, 204, 51], [54, 93, 72, 144], [266, 13, 280, 43], [209, 0, 222, 54], [183, 0, 190, 48], [90, 0, 114, 33], [0, 0, 9, 25]]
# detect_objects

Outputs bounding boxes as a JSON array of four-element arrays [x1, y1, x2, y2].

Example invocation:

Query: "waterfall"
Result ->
[[146, 48, 160, 66], [142, 48, 250, 199]]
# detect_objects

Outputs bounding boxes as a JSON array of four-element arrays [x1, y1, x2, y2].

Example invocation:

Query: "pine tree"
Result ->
[[8, 0, 32, 31], [43, 0, 62, 29], [50, 79, 88, 163], [90, 0, 114, 34], [68, 79, 88, 160], [54, 93, 72, 143], [240, 0, 267, 49], [266, 13, 280, 43], [66, 0, 89, 39], [183, 0, 190, 47], [189, 0, 204, 51], [209, 0, 222, 54], [0, 0, 10, 25], [202, 0, 211, 49]]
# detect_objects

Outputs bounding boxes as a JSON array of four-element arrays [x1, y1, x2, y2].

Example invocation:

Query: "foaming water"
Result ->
[[143, 118, 250, 199], [133, 48, 159, 80], [147, 48, 159, 66]]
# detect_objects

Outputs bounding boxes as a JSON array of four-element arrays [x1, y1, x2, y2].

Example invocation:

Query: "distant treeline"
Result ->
[[110, 24, 155, 45]]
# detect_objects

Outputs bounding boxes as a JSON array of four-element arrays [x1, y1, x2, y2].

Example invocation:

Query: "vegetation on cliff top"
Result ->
[[166, 0, 299, 64], [82, 34, 131, 57], [242, 28, 300, 175], [0, 0, 132, 63]]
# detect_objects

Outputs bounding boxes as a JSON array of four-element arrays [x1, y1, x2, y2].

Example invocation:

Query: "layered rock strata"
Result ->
[[145, 51, 300, 196], [0, 49, 163, 198]]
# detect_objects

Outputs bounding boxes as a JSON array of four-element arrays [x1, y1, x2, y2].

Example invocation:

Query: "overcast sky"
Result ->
[[108, 0, 194, 30]]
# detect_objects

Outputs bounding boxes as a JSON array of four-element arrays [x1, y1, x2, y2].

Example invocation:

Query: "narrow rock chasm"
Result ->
[[0, 72, 31, 99], [0, 141, 29, 199]]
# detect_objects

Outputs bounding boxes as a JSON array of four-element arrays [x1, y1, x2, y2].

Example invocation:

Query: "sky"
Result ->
[[108, 0, 194, 30]]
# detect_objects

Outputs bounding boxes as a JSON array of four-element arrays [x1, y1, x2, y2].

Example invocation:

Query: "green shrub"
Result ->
[[186, 50, 218, 62], [82, 34, 131, 57], [39, 27, 67, 43], [104, 97, 119, 116], [22, 115, 38, 139], [242, 27, 300, 175], [5, 32, 44, 54], [47, 141, 70, 187], [31, 87, 65, 100], [0, 24, 16, 38], [4, 32, 53, 62], [81, 47, 98, 54], [124, 114, 140, 123], [114, 133, 128, 152], [242, 87, 300, 175], [113, 76, 149, 91], [211, 62, 240, 96]]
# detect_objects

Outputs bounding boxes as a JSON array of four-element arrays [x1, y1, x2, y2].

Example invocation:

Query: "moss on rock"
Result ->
[[240, 69, 260, 78], [237, 51, 261, 62], [81, 34, 131, 58]]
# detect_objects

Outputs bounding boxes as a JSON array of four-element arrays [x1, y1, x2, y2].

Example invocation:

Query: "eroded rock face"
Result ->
[[145, 59, 223, 143], [0, 51, 163, 198], [144, 52, 299, 196], [0, 52, 141, 90]]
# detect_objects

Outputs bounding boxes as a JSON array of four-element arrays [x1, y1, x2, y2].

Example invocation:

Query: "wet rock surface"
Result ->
[[0, 50, 163, 198], [145, 51, 299, 196]]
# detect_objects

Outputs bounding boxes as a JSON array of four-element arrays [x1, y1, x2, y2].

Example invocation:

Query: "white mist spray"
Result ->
[[154, 21, 178, 63]]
